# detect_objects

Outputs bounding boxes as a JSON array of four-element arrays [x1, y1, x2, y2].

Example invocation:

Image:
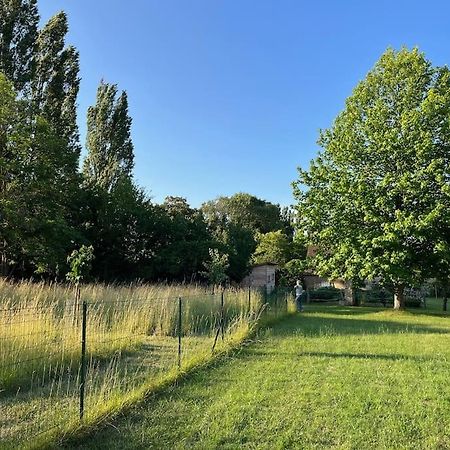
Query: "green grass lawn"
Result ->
[[69, 304, 450, 450]]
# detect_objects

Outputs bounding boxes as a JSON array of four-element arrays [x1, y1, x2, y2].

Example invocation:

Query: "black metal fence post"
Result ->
[[248, 285, 251, 313], [79, 301, 87, 421], [178, 296, 182, 369], [220, 291, 225, 341]]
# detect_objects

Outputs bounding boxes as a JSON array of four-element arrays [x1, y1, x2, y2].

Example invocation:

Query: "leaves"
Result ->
[[293, 48, 450, 296]]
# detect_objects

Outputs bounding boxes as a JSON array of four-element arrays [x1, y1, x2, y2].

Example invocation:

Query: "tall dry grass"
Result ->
[[0, 279, 289, 448]]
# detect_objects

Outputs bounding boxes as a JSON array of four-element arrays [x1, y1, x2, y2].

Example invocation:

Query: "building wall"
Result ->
[[242, 265, 277, 292]]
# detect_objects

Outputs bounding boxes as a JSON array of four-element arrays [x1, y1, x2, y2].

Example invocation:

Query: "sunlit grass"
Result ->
[[69, 304, 450, 450], [0, 279, 291, 448]]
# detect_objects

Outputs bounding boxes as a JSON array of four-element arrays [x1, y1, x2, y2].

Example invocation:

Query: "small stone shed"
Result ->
[[241, 263, 278, 293]]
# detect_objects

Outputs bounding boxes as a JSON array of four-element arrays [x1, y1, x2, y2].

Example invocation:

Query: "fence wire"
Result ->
[[0, 287, 291, 448]]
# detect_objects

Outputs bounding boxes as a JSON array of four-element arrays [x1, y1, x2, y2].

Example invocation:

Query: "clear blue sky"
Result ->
[[38, 0, 450, 208]]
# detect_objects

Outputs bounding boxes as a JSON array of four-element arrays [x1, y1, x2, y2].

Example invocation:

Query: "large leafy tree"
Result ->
[[153, 197, 212, 281], [83, 81, 134, 192], [0, 72, 21, 275], [0, 4, 82, 278], [0, 73, 79, 276], [252, 230, 303, 266], [202, 193, 286, 234], [80, 178, 161, 281], [201, 193, 289, 281], [293, 48, 450, 309], [0, 0, 38, 92]]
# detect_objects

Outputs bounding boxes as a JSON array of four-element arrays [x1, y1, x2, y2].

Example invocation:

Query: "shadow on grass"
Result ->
[[305, 306, 384, 316], [306, 303, 450, 320], [262, 311, 450, 338], [298, 351, 433, 362], [60, 309, 449, 449]]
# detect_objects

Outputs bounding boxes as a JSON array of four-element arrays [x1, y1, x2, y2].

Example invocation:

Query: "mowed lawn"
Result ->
[[72, 304, 450, 449]]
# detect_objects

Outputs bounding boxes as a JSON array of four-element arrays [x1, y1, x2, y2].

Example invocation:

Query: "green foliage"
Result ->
[[309, 286, 341, 300], [0, 0, 38, 92], [0, 72, 79, 276], [153, 197, 212, 281], [253, 230, 305, 267], [66, 245, 94, 284], [33, 11, 80, 157], [202, 193, 287, 234], [201, 194, 291, 282], [293, 47, 450, 308], [202, 248, 229, 286], [83, 81, 134, 192], [253, 231, 290, 265]]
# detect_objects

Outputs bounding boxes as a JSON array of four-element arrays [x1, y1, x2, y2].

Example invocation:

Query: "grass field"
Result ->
[[0, 280, 290, 448], [70, 301, 450, 449]]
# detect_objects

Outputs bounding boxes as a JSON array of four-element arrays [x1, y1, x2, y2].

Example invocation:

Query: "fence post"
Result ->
[[272, 289, 276, 316], [248, 285, 251, 314], [178, 296, 182, 369], [220, 291, 225, 341], [79, 301, 87, 421]]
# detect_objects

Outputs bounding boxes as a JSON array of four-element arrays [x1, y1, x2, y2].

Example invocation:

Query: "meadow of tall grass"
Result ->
[[0, 279, 290, 448]]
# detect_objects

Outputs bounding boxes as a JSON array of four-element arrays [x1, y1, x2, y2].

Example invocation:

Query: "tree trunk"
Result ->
[[393, 284, 405, 310], [443, 287, 448, 312], [0, 241, 9, 277], [344, 283, 355, 306], [0, 253, 7, 277]]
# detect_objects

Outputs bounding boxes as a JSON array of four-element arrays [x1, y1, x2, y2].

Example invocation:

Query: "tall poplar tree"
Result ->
[[33, 11, 80, 159], [0, 0, 38, 92], [83, 81, 134, 191]]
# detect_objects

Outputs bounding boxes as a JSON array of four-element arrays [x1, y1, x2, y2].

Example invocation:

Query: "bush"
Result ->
[[363, 286, 392, 305], [309, 286, 341, 300]]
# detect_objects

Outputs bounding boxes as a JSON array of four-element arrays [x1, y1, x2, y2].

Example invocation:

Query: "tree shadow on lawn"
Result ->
[[265, 312, 450, 338], [298, 351, 434, 362], [305, 306, 384, 316], [307, 304, 450, 320]]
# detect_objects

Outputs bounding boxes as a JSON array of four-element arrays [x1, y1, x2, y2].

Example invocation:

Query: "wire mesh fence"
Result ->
[[0, 286, 291, 448]]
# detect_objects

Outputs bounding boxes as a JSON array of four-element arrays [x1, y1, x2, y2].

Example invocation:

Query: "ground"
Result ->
[[71, 302, 450, 449]]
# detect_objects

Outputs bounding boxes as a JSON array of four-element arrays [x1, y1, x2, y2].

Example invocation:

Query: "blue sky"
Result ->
[[38, 0, 450, 207]]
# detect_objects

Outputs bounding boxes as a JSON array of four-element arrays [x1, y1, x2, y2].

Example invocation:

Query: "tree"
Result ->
[[202, 248, 229, 287], [293, 48, 450, 309], [201, 193, 289, 282], [153, 197, 212, 281], [220, 223, 256, 282], [0, 72, 22, 275], [0, 72, 79, 277], [33, 11, 80, 157], [83, 81, 134, 192], [66, 244, 94, 283], [202, 193, 286, 234], [252, 231, 292, 266], [0, 0, 38, 92], [66, 244, 94, 319]]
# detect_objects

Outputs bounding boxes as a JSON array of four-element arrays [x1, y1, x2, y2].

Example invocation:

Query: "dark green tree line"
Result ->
[[0, 1, 297, 283]]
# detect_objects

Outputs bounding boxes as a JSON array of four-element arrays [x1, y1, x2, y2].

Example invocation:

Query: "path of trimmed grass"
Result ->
[[71, 305, 450, 449]]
